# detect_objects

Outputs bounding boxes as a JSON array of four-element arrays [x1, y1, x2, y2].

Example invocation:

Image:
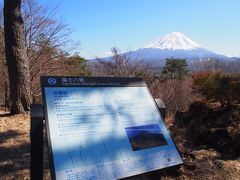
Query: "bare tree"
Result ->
[[94, 47, 149, 77], [0, 26, 10, 110], [21, 0, 79, 100], [1, 0, 81, 104], [191, 58, 240, 73], [4, 0, 31, 114], [150, 77, 197, 114], [0, 7, 9, 110]]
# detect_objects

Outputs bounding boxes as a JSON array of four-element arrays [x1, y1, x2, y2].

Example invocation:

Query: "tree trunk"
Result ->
[[4, 0, 31, 114]]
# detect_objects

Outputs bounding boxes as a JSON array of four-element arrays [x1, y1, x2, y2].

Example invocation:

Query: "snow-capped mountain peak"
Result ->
[[146, 32, 202, 50], [95, 32, 229, 66]]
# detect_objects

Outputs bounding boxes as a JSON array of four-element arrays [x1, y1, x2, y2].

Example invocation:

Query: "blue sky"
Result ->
[[38, 0, 240, 59]]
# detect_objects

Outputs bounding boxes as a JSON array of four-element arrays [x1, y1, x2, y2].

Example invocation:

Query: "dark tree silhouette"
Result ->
[[4, 0, 31, 114]]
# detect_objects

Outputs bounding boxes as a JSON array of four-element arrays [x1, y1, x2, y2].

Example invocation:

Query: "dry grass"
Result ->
[[0, 111, 30, 179]]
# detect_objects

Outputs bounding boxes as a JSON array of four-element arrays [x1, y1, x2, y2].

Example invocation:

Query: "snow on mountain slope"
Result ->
[[96, 32, 230, 66], [129, 32, 229, 65], [145, 32, 201, 50]]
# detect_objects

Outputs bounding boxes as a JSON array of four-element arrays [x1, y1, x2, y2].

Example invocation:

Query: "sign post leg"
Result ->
[[155, 98, 166, 120], [30, 104, 44, 180]]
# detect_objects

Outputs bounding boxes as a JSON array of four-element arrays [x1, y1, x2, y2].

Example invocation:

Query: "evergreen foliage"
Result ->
[[162, 58, 189, 79], [64, 53, 90, 76]]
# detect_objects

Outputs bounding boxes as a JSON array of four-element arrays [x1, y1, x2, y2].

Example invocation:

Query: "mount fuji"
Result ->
[[100, 32, 230, 66]]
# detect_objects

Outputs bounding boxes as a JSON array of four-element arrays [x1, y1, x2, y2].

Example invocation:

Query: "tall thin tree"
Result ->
[[4, 0, 31, 114]]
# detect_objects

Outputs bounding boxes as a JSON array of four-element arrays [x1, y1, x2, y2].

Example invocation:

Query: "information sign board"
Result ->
[[41, 76, 183, 180]]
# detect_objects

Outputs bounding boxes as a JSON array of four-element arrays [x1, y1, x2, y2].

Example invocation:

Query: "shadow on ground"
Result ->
[[0, 130, 30, 176]]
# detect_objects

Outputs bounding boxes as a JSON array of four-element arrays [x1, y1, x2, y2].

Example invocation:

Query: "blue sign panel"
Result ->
[[41, 77, 182, 180]]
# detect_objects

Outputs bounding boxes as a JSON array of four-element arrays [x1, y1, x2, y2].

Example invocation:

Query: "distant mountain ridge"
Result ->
[[97, 32, 233, 66]]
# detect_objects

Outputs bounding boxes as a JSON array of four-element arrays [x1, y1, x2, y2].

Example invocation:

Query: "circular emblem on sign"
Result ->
[[48, 78, 57, 85]]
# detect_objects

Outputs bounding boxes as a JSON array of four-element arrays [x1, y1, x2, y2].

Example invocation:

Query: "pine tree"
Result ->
[[162, 58, 189, 79]]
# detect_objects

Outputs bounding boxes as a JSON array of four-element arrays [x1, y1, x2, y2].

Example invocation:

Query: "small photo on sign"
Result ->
[[125, 124, 168, 151]]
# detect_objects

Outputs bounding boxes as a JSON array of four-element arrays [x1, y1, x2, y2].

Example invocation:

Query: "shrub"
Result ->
[[193, 72, 240, 107]]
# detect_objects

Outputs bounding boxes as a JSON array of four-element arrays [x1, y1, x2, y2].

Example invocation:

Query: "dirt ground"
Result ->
[[0, 112, 30, 179], [0, 111, 240, 180]]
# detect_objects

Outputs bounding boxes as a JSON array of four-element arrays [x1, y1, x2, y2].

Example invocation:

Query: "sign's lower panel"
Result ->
[[44, 86, 182, 180], [57, 150, 180, 179]]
